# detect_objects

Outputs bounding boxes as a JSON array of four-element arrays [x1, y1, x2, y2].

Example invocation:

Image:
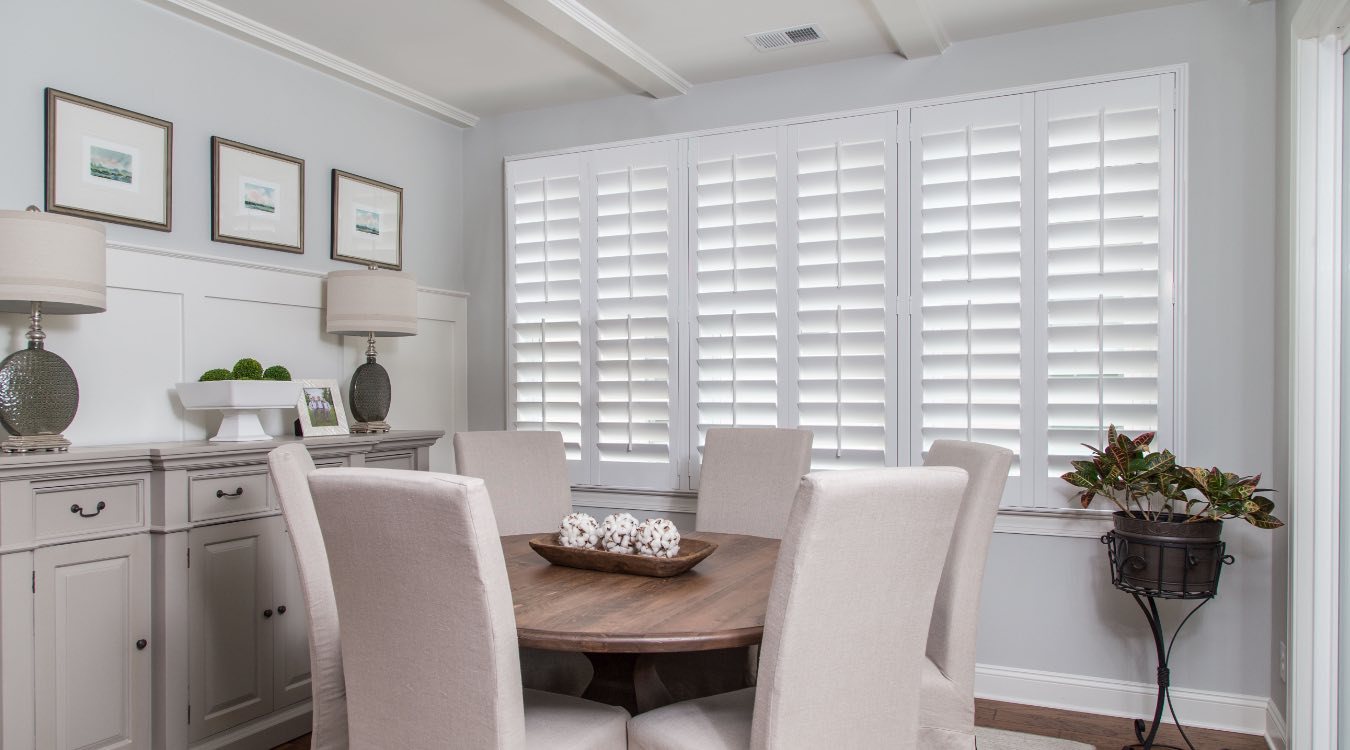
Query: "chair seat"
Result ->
[[524, 688, 629, 750], [626, 687, 754, 750], [921, 656, 974, 737]]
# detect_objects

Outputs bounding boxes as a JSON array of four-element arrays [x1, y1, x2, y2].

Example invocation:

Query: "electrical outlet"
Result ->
[[1280, 641, 1287, 682]]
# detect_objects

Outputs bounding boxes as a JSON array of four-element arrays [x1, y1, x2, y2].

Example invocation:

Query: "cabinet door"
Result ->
[[34, 535, 151, 750], [188, 518, 274, 740], [272, 523, 312, 710]]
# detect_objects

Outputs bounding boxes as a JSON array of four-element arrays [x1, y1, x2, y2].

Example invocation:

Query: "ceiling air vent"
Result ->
[[746, 24, 826, 52]]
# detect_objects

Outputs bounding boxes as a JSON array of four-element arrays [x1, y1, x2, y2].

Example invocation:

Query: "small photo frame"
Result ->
[[45, 88, 172, 231], [212, 137, 304, 253], [331, 169, 402, 270], [296, 379, 349, 436]]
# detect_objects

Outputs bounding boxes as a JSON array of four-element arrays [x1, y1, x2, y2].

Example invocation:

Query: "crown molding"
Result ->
[[141, 0, 479, 127], [501, 0, 691, 98]]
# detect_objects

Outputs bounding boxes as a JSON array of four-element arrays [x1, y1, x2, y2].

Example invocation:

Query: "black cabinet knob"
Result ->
[[135, 639, 148, 651], [277, 605, 287, 615], [263, 609, 273, 619]]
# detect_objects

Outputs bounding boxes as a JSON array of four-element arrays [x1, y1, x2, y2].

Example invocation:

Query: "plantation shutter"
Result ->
[[1038, 74, 1175, 506], [688, 128, 786, 484], [506, 153, 589, 483], [790, 113, 899, 470], [910, 95, 1035, 505], [588, 142, 681, 489]]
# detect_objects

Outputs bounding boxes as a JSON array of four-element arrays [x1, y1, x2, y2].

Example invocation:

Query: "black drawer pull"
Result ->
[[70, 501, 106, 518], [277, 605, 287, 615], [263, 609, 273, 619], [216, 487, 244, 499], [136, 639, 148, 651]]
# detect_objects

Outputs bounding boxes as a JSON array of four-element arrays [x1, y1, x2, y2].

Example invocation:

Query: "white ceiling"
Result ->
[[151, 0, 1205, 125]]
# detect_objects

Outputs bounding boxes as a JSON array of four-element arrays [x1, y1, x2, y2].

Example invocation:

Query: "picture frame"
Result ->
[[331, 169, 402, 270], [296, 378, 350, 436], [45, 88, 172, 231], [211, 137, 304, 253]]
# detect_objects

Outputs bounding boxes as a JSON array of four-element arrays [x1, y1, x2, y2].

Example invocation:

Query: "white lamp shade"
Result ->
[[0, 209, 106, 314], [325, 269, 418, 337]]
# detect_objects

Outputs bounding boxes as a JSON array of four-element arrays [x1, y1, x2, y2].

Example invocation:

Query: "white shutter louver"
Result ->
[[911, 95, 1034, 504], [1039, 75, 1175, 501], [507, 155, 587, 470], [791, 113, 898, 470], [589, 142, 680, 488], [691, 129, 784, 478]]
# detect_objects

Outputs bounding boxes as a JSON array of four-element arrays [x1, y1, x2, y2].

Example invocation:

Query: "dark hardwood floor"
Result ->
[[270, 698, 1269, 749]]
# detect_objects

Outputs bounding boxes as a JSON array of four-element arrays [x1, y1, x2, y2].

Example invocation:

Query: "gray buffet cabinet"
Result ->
[[0, 430, 443, 750]]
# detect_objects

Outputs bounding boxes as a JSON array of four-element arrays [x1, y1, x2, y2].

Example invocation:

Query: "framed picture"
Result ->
[[45, 88, 172, 231], [211, 137, 304, 253], [296, 379, 350, 436], [331, 169, 402, 270]]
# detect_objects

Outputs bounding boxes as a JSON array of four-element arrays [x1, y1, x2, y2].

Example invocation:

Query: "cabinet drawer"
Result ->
[[34, 478, 146, 541], [189, 470, 270, 522], [365, 452, 414, 471]]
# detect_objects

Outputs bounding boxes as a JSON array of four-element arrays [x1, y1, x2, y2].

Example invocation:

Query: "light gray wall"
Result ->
[[463, 0, 1279, 700], [1271, 0, 1307, 723], [0, 0, 465, 290]]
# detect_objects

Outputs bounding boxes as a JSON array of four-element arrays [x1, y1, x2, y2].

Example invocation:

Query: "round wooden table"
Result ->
[[502, 531, 779, 713]]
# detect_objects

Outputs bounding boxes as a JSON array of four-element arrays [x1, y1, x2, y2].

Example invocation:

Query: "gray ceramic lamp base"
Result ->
[[349, 358, 392, 433], [0, 346, 79, 453]]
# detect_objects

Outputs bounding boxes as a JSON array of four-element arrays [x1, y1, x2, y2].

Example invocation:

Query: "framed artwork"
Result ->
[[296, 378, 350, 436], [331, 169, 402, 270], [211, 137, 304, 253], [45, 88, 172, 231]]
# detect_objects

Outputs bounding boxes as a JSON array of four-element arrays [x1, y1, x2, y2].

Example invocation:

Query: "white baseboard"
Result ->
[[974, 663, 1269, 737], [1265, 699, 1287, 750]]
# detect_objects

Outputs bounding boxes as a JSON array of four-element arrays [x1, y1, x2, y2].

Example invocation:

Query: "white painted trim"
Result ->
[[106, 240, 470, 299], [504, 64, 1189, 162], [866, 0, 950, 59], [974, 663, 1270, 736], [1267, 698, 1288, 750], [140, 0, 479, 127], [498, 0, 690, 98]]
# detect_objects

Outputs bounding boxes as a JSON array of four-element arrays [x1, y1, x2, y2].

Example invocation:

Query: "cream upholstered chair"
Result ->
[[695, 427, 814, 539], [453, 430, 572, 536], [919, 440, 1014, 749], [628, 467, 968, 750], [310, 467, 628, 750], [266, 444, 348, 750], [453, 429, 592, 697]]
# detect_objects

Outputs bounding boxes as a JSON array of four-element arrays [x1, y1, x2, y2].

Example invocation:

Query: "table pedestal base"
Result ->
[[583, 653, 643, 714]]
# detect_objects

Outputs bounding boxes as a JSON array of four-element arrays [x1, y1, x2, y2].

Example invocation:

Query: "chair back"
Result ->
[[695, 427, 813, 538], [751, 467, 967, 750], [310, 468, 525, 749], [453, 430, 571, 535], [922, 440, 1013, 696], [267, 444, 348, 750]]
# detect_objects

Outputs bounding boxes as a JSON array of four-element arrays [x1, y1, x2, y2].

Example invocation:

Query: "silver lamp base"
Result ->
[[1, 433, 72, 453], [0, 303, 79, 453], [349, 420, 391, 434]]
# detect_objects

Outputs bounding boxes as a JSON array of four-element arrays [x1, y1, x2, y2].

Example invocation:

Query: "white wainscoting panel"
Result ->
[[0, 243, 467, 465]]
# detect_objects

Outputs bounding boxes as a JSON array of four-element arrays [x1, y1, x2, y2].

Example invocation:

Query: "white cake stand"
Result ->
[[175, 381, 301, 442]]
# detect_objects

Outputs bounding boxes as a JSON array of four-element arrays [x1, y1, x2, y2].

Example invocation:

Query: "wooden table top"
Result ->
[[503, 532, 779, 653]]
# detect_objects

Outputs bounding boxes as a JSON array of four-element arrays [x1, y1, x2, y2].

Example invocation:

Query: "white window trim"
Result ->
[[504, 65, 1189, 533]]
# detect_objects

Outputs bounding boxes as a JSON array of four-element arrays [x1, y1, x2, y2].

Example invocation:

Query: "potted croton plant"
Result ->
[[1060, 427, 1283, 596]]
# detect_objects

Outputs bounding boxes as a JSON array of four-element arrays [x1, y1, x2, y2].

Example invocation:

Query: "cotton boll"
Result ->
[[601, 512, 639, 554], [635, 518, 681, 558], [558, 512, 600, 549]]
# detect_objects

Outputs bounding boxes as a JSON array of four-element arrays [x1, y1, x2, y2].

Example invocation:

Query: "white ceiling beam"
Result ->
[[141, 0, 479, 127], [499, 0, 691, 98], [867, 0, 950, 59]]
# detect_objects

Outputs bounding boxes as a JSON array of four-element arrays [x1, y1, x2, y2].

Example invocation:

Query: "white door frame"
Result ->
[[1289, 2, 1350, 747]]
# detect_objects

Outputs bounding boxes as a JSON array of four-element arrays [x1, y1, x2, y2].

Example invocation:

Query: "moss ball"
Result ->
[[231, 358, 264, 380], [262, 365, 292, 382], [199, 368, 232, 382]]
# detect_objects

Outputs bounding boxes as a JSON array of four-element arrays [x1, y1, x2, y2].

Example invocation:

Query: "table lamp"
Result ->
[[0, 207, 106, 453], [325, 268, 417, 433]]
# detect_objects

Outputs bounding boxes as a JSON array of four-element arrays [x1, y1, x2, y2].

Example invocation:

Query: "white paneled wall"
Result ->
[[0, 243, 468, 471]]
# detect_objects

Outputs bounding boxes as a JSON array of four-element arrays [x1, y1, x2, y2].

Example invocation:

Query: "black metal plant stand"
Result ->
[[1101, 530, 1235, 750]]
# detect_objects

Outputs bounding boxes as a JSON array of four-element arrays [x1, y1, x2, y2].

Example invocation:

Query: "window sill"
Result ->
[[569, 485, 1114, 538]]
